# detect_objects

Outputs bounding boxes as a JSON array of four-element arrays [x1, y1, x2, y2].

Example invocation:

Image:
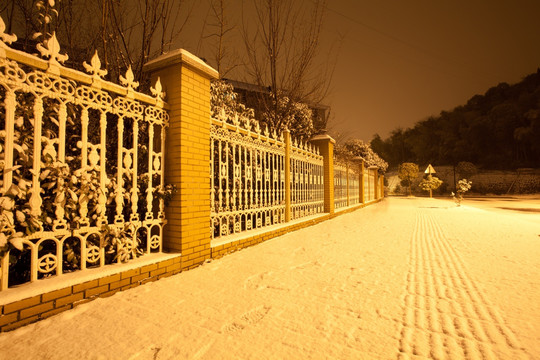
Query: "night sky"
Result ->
[[171, 1, 540, 142], [319, 0, 540, 141]]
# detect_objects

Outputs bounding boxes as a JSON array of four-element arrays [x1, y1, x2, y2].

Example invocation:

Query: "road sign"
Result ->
[[425, 164, 436, 174]]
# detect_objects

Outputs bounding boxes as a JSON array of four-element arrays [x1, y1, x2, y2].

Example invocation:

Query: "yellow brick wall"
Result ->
[[0, 48, 388, 333], [359, 160, 365, 204], [211, 199, 383, 259], [310, 136, 335, 214], [145, 50, 217, 270], [0, 255, 182, 332]]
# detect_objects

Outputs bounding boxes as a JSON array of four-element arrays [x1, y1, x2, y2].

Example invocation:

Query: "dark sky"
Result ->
[[319, 0, 540, 141], [181, 0, 540, 142]]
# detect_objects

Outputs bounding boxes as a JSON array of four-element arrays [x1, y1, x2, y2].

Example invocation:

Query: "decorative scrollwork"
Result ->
[[37, 32, 69, 66], [0, 17, 168, 291], [38, 254, 57, 273], [119, 66, 139, 91], [150, 77, 165, 101], [86, 245, 101, 264], [83, 51, 108, 80], [150, 235, 160, 250], [0, 15, 17, 46]]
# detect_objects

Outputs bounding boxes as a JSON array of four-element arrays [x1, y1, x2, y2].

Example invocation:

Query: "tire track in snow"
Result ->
[[397, 213, 528, 360]]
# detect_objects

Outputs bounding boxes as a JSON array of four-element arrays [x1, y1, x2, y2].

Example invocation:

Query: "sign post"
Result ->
[[424, 164, 436, 198]]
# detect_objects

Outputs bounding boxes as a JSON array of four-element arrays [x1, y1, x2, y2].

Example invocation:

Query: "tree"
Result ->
[[336, 139, 388, 174], [419, 175, 443, 198], [97, 0, 194, 84], [398, 162, 419, 196], [452, 179, 472, 206], [240, 0, 332, 135], [210, 79, 256, 124], [374, 69, 540, 170], [3, 0, 194, 87], [456, 161, 477, 179], [198, 0, 239, 77]]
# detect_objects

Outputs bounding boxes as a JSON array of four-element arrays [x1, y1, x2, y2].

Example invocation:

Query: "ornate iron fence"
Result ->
[[290, 139, 324, 219], [334, 159, 362, 209], [366, 168, 377, 202], [348, 166, 360, 206], [210, 118, 286, 239], [210, 115, 324, 241], [0, 23, 168, 290], [333, 160, 348, 210]]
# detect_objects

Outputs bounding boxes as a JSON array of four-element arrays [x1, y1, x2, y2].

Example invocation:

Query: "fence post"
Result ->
[[356, 158, 365, 204], [374, 168, 379, 200], [144, 49, 218, 270], [346, 162, 350, 207], [380, 175, 385, 198], [310, 134, 335, 214], [284, 129, 292, 222]]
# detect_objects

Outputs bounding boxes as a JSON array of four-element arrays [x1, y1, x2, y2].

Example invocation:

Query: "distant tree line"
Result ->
[[371, 69, 540, 170]]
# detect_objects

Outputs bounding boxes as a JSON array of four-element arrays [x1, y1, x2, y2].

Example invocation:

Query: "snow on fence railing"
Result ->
[[333, 160, 348, 210], [365, 168, 377, 202], [210, 114, 323, 241], [334, 158, 362, 209], [348, 166, 360, 206], [210, 117, 286, 239], [0, 18, 168, 291], [290, 138, 324, 219]]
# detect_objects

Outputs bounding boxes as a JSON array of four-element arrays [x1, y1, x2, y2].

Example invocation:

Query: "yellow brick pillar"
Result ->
[[284, 129, 291, 222], [310, 134, 335, 214], [144, 49, 218, 270], [346, 162, 350, 207], [356, 158, 365, 204], [374, 168, 379, 200]]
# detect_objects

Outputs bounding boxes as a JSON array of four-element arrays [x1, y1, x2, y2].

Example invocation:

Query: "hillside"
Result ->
[[372, 69, 540, 170]]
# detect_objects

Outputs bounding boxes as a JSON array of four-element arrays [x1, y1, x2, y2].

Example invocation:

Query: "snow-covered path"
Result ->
[[0, 197, 538, 359]]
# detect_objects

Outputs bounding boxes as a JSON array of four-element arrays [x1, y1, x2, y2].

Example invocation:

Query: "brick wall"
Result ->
[[144, 49, 218, 271], [0, 255, 181, 332], [0, 48, 386, 333], [211, 199, 382, 259]]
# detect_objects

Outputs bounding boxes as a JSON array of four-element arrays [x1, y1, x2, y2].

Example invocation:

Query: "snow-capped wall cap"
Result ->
[[143, 48, 219, 80], [310, 134, 336, 144]]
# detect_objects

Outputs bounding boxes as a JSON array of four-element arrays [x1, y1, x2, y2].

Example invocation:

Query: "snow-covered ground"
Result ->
[[0, 197, 538, 359]]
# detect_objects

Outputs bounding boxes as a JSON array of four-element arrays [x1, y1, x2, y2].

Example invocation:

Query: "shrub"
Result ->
[[452, 179, 472, 206], [419, 175, 443, 197], [398, 162, 419, 196]]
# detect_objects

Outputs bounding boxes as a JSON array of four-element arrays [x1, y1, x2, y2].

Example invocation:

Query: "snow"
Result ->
[[0, 253, 181, 306], [0, 197, 539, 359]]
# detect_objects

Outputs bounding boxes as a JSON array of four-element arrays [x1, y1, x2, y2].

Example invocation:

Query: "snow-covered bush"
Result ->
[[398, 162, 419, 196], [452, 179, 472, 206], [457, 161, 477, 179], [262, 92, 314, 139], [419, 175, 443, 197], [210, 80, 256, 126], [335, 139, 389, 174]]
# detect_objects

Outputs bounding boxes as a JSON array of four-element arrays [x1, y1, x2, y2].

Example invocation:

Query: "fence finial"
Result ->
[[232, 113, 240, 128], [37, 32, 68, 67], [242, 116, 251, 131], [83, 50, 107, 81], [0, 16, 17, 47], [150, 77, 165, 102], [120, 65, 139, 91]]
